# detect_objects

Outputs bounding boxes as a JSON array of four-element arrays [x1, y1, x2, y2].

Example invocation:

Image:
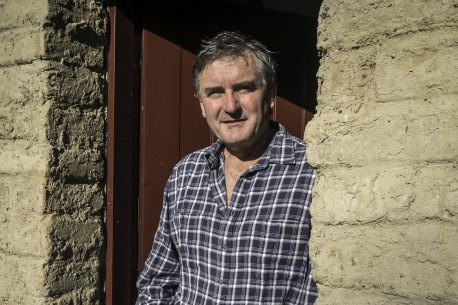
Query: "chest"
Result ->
[[173, 162, 308, 218], [171, 168, 312, 268], [224, 163, 248, 205]]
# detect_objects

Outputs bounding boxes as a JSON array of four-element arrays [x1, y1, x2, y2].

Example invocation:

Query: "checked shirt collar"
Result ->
[[205, 121, 297, 172]]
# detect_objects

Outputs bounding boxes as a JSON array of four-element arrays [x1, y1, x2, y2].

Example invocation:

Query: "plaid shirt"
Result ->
[[136, 123, 318, 305]]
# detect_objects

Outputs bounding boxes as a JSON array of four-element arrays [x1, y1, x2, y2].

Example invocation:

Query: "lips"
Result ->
[[222, 119, 246, 124]]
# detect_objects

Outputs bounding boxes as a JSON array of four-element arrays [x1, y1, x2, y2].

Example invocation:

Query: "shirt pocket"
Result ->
[[175, 211, 214, 271], [257, 219, 302, 257], [252, 219, 310, 280], [237, 218, 300, 268]]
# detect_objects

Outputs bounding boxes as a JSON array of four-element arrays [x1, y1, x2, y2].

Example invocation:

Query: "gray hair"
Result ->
[[192, 31, 277, 102]]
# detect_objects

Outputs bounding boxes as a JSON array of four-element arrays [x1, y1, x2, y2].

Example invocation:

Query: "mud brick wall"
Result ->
[[0, 0, 107, 304], [305, 1, 458, 304]]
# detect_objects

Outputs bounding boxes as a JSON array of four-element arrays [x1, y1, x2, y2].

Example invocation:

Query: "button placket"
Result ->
[[217, 213, 232, 298]]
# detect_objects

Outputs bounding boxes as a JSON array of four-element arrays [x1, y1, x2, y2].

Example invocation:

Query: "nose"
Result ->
[[222, 90, 240, 114]]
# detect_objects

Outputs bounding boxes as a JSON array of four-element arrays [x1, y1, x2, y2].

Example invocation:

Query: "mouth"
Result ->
[[222, 119, 246, 125]]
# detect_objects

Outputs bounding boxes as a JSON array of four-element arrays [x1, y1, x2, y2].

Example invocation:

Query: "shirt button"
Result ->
[[180, 215, 184, 220], [222, 243, 227, 249], [218, 279, 223, 285]]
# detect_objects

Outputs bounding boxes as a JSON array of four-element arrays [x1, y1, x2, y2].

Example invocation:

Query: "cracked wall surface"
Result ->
[[305, 1, 458, 304], [0, 0, 107, 304]]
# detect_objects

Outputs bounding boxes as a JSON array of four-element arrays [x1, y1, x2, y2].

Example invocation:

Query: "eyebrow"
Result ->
[[233, 81, 258, 91], [203, 86, 223, 96], [203, 80, 259, 96]]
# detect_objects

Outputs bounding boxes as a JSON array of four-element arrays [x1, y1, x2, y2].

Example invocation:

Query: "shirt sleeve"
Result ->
[[136, 183, 181, 305]]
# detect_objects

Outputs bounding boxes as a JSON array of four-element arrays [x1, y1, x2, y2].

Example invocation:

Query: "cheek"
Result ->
[[201, 101, 221, 120], [240, 94, 261, 110]]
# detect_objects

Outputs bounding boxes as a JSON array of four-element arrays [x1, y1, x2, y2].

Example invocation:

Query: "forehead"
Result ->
[[200, 55, 258, 82]]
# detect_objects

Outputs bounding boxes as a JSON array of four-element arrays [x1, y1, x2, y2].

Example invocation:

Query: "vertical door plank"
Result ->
[[138, 32, 181, 269]]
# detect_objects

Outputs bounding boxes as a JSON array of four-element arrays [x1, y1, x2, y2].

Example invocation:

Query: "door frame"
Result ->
[[106, 3, 140, 305], [106, 2, 320, 304]]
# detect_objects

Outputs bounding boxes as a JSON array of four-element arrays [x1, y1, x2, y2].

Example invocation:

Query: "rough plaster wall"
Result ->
[[304, 0, 458, 304], [0, 0, 107, 304]]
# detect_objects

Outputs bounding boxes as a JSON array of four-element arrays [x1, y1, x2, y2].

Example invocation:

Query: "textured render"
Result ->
[[0, 0, 107, 304], [305, 0, 458, 304]]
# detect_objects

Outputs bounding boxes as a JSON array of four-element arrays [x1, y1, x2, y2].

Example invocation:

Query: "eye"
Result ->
[[239, 87, 253, 94], [205, 88, 224, 98], [234, 82, 257, 94]]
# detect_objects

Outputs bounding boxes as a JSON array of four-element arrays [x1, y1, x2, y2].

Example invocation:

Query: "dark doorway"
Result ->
[[143, 0, 320, 114], [107, 1, 322, 304]]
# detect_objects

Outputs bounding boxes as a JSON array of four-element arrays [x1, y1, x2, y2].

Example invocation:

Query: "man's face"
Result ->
[[198, 56, 274, 151]]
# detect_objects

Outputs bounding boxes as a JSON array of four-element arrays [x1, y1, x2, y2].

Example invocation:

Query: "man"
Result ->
[[136, 31, 318, 304]]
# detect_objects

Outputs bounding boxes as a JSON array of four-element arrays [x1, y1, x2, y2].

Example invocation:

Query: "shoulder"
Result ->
[[287, 135, 312, 170], [176, 146, 211, 170], [272, 124, 310, 164], [288, 133, 307, 151], [166, 146, 212, 187]]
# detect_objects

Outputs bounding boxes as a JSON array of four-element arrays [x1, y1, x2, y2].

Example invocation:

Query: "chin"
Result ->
[[220, 133, 248, 144], [222, 137, 251, 148]]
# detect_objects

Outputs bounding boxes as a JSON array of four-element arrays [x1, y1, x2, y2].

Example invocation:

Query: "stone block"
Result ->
[[411, 164, 458, 221], [311, 166, 413, 224], [0, 214, 50, 257], [0, 62, 48, 106], [0, 63, 48, 101], [44, 0, 107, 70], [375, 29, 458, 102], [51, 148, 104, 183], [305, 95, 458, 166], [45, 183, 104, 219], [318, 0, 458, 50], [45, 215, 104, 299], [45, 259, 102, 296], [311, 163, 457, 225], [0, 26, 44, 65], [0, 139, 50, 176], [47, 64, 106, 108], [310, 222, 458, 301], [0, 99, 50, 141], [316, 45, 377, 111], [315, 287, 458, 305], [47, 106, 105, 148], [48, 215, 104, 262], [0, 252, 48, 303], [0, 175, 46, 219], [0, 0, 48, 30], [0, 62, 50, 141], [47, 106, 105, 183]]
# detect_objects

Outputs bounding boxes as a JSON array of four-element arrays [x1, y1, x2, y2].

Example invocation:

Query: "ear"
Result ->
[[269, 84, 277, 111], [199, 100, 206, 118], [269, 96, 275, 111]]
